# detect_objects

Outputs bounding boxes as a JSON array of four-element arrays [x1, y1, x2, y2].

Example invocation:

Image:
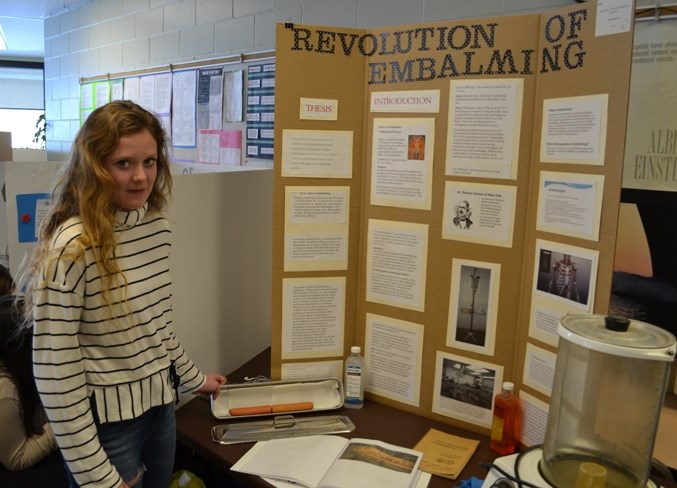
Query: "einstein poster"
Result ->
[[622, 19, 677, 192]]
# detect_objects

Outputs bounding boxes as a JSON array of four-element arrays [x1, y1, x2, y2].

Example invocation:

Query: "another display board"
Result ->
[[270, 0, 635, 439]]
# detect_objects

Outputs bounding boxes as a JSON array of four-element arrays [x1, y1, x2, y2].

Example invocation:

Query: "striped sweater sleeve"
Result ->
[[32, 251, 122, 488]]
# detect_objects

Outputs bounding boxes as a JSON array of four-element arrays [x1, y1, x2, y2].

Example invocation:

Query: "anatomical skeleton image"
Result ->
[[548, 254, 580, 302]]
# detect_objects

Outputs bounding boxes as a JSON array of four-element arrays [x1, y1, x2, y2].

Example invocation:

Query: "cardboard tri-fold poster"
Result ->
[[270, 0, 635, 436]]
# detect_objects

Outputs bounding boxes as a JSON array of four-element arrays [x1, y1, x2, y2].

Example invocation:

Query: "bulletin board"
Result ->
[[270, 0, 636, 438]]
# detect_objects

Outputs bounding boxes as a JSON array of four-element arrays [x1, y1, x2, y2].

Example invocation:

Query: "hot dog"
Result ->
[[228, 401, 315, 416], [228, 405, 272, 416], [271, 401, 314, 413]]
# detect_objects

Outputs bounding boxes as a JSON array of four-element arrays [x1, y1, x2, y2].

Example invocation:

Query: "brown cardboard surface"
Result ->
[[271, 23, 368, 379], [271, 1, 635, 435]]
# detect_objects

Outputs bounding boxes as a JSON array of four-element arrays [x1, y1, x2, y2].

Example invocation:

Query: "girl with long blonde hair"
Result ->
[[21, 100, 226, 488]]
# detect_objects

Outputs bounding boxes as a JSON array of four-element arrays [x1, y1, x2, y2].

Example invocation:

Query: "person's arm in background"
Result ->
[[0, 377, 57, 470]]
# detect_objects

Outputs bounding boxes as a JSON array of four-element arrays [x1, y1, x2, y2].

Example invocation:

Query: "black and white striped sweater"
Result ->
[[33, 204, 205, 488]]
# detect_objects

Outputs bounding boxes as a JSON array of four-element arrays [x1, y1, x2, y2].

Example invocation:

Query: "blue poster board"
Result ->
[[16, 193, 50, 243]]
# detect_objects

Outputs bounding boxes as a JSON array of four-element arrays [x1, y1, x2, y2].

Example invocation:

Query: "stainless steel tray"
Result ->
[[210, 377, 344, 419], [211, 414, 355, 445]]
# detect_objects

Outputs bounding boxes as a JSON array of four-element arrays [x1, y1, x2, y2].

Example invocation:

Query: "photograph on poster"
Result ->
[[407, 135, 426, 160], [442, 181, 516, 247], [533, 239, 598, 312], [447, 260, 500, 356], [432, 351, 503, 428]]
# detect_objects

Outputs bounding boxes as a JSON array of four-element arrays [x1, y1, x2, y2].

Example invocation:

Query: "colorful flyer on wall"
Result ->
[[540, 94, 608, 165], [446, 259, 500, 356], [370, 118, 435, 210], [536, 171, 604, 241], [432, 351, 503, 428], [284, 186, 350, 272], [446, 78, 523, 179]]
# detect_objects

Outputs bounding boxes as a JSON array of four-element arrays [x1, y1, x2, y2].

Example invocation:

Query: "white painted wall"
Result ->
[[42, 0, 581, 162], [2, 162, 272, 383]]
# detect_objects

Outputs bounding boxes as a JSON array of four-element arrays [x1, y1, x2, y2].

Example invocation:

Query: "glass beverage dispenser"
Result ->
[[540, 315, 675, 488]]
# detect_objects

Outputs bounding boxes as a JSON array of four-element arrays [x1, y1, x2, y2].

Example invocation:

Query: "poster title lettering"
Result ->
[[287, 9, 588, 84]]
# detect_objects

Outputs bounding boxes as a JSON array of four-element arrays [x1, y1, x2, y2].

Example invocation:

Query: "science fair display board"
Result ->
[[270, 0, 635, 440]]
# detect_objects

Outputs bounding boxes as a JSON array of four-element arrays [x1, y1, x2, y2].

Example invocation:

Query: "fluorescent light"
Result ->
[[0, 25, 7, 51]]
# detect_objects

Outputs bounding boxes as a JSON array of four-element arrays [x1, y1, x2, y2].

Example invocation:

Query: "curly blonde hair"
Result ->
[[21, 100, 173, 318]]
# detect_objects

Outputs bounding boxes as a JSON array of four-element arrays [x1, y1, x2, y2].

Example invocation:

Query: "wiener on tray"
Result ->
[[210, 378, 344, 419]]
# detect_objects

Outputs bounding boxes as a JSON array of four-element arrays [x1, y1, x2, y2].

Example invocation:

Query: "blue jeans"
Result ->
[[66, 402, 176, 488]]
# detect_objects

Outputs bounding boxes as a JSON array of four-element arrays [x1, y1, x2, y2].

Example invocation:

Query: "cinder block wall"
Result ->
[[43, 0, 578, 161]]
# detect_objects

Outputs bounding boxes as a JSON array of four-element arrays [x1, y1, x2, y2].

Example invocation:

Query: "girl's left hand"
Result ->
[[198, 372, 227, 399]]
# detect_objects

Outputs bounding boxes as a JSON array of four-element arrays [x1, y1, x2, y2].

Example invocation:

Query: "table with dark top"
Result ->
[[175, 347, 497, 487], [175, 348, 677, 488]]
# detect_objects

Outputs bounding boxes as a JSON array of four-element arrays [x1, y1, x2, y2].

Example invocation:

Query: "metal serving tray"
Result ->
[[211, 414, 355, 445], [210, 377, 344, 419]]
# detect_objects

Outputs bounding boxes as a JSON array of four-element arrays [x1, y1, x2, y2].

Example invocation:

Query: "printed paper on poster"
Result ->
[[281, 277, 345, 360], [365, 313, 424, 407], [284, 186, 350, 272], [446, 78, 523, 179], [371, 118, 435, 210], [282, 130, 353, 178], [442, 181, 516, 247], [370, 90, 440, 113], [540, 94, 608, 165], [366, 219, 428, 312], [536, 171, 604, 241], [522, 343, 556, 397]]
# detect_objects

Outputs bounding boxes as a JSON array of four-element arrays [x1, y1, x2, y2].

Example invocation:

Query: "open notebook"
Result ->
[[231, 434, 431, 488]]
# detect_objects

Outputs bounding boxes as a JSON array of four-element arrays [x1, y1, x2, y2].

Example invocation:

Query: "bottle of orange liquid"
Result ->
[[489, 382, 520, 455]]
